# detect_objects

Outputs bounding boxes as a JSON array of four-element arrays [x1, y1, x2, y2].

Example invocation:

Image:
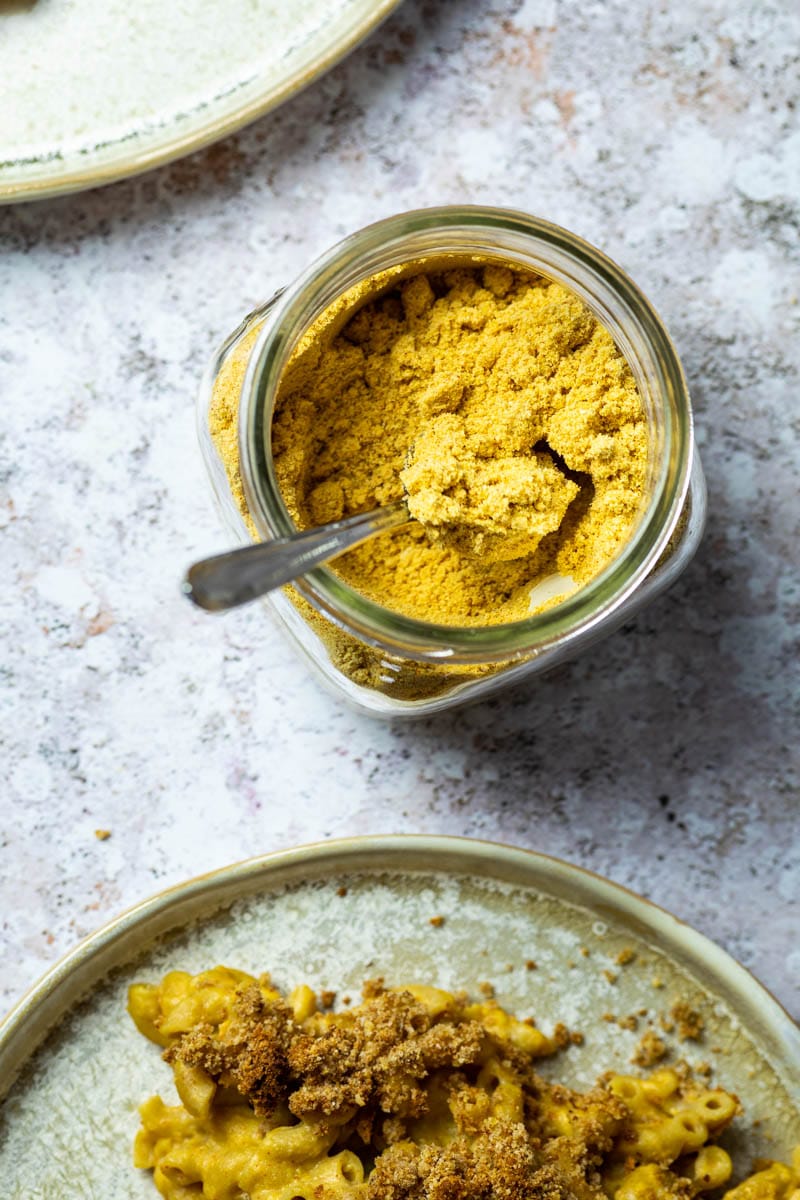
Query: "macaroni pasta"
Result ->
[[128, 969, 799, 1200]]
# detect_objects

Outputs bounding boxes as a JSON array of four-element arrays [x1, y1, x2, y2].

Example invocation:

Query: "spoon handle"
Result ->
[[184, 501, 410, 612]]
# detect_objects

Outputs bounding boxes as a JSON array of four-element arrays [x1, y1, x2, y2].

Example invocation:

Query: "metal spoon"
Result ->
[[184, 500, 411, 612]]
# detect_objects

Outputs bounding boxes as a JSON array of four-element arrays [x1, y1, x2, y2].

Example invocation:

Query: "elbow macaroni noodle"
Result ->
[[128, 968, 800, 1200]]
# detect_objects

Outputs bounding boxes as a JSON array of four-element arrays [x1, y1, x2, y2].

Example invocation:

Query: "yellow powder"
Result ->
[[400, 413, 580, 562], [208, 260, 648, 701], [273, 265, 646, 625]]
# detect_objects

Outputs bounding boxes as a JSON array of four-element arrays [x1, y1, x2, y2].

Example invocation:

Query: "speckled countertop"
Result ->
[[1, 0, 798, 1022]]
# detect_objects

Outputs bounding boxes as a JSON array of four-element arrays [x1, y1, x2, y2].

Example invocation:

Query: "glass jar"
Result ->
[[197, 206, 705, 717]]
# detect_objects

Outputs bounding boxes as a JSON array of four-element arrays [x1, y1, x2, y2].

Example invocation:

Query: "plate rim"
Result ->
[[1, 833, 798, 1108], [0, 0, 404, 204]]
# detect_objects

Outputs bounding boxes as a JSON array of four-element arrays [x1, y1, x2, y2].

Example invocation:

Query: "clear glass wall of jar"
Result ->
[[197, 207, 706, 717]]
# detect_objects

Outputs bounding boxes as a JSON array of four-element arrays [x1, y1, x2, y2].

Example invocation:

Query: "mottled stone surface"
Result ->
[[1, 0, 798, 1022]]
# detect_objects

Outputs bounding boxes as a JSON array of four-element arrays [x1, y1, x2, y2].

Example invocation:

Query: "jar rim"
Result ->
[[239, 205, 693, 663]]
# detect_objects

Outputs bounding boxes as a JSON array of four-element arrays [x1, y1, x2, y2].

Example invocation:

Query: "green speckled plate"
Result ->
[[0, 836, 797, 1196], [0, 0, 403, 203]]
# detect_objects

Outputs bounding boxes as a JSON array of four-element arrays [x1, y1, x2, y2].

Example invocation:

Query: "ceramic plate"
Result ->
[[0, 0, 402, 203], [0, 836, 797, 1196]]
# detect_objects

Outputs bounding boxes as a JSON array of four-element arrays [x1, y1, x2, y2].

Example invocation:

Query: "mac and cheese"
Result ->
[[128, 968, 799, 1200]]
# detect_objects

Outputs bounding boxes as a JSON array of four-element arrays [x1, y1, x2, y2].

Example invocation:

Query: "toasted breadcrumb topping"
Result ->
[[631, 1030, 668, 1067], [165, 987, 293, 1115], [167, 984, 487, 1124], [668, 1002, 705, 1041], [367, 1116, 614, 1200]]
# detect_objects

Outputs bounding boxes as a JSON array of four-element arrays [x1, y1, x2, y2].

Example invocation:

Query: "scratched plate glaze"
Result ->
[[0, 0, 402, 202], [0, 837, 797, 1197]]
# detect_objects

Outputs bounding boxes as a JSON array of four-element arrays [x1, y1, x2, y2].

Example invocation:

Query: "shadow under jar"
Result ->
[[197, 207, 705, 717]]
